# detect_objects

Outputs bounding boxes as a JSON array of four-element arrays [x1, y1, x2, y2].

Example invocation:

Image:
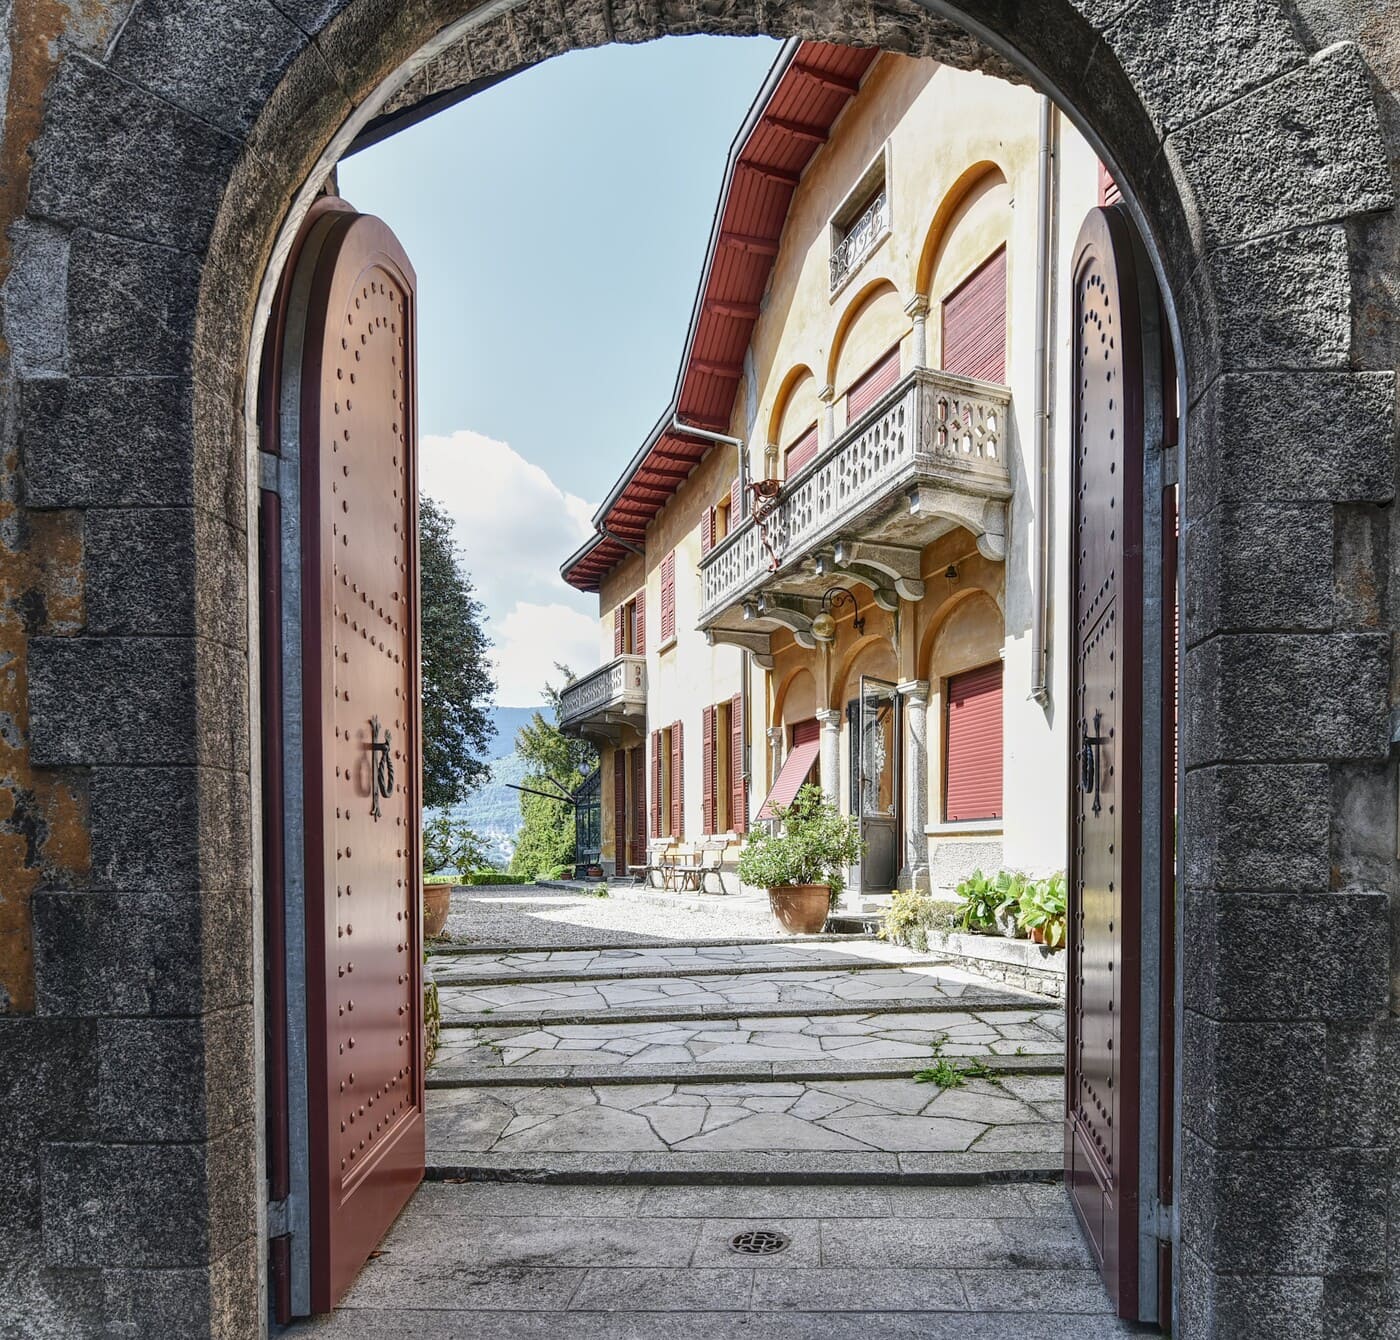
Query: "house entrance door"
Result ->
[[261, 202, 425, 1318], [1065, 203, 1175, 1324], [852, 676, 899, 897]]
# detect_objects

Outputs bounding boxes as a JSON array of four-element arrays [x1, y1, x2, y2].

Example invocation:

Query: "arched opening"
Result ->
[[8, 4, 1394, 1340]]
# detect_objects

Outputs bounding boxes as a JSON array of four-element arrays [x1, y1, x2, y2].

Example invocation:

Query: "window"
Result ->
[[784, 423, 819, 477], [669, 720, 684, 839], [612, 751, 628, 877], [758, 718, 821, 820], [830, 147, 891, 294], [702, 700, 737, 834], [659, 551, 676, 646], [701, 494, 732, 558], [651, 726, 678, 838], [845, 346, 901, 424], [729, 693, 747, 836], [941, 246, 1007, 383], [944, 661, 1004, 822], [613, 590, 645, 655]]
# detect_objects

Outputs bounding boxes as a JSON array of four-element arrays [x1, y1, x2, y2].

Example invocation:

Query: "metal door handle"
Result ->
[[1080, 710, 1105, 816], [369, 715, 395, 820]]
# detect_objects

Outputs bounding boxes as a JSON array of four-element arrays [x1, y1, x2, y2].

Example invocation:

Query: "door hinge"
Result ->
[[267, 1195, 295, 1238], [259, 450, 281, 494], [1147, 1196, 1173, 1242]]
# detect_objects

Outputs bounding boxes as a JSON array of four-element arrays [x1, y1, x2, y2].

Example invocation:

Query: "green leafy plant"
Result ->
[[464, 871, 532, 886], [879, 887, 935, 942], [422, 813, 489, 878], [953, 868, 1024, 934], [1015, 871, 1068, 947], [737, 784, 864, 908], [913, 1042, 995, 1089]]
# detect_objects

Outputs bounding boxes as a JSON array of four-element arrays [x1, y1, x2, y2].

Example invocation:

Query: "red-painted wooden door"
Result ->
[[1066, 205, 1145, 1319], [297, 208, 425, 1311]]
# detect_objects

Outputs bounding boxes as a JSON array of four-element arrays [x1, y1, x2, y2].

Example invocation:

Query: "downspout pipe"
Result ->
[[1029, 94, 1055, 707], [597, 522, 645, 557]]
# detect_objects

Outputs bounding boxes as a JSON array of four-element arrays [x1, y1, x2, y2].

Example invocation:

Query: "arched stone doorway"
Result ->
[[6, 3, 1395, 1338]]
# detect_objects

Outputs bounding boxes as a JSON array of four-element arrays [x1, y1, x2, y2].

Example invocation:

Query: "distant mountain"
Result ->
[[487, 706, 539, 759], [432, 706, 545, 869]]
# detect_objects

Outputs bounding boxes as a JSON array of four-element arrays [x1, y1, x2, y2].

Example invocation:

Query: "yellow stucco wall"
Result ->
[[577, 50, 1103, 893]]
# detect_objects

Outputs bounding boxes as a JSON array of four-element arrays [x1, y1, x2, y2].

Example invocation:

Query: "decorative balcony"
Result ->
[[830, 191, 890, 293], [698, 368, 1012, 659], [559, 655, 647, 743]]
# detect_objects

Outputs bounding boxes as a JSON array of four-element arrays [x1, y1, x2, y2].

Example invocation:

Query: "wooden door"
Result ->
[[1066, 205, 1146, 1317], [297, 208, 425, 1312]]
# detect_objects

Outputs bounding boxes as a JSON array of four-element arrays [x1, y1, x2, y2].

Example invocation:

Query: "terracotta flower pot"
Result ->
[[423, 881, 452, 939], [768, 884, 831, 936], [1030, 925, 1047, 945]]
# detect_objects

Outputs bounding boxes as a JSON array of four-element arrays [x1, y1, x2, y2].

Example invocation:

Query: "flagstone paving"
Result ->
[[298, 887, 1117, 1335], [438, 960, 1020, 1022], [433, 1006, 1064, 1073], [431, 936, 949, 982], [295, 1182, 1144, 1337]]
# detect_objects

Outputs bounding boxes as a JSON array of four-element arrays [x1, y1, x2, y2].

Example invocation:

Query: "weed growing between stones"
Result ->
[[913, 1041, 994, 1089]]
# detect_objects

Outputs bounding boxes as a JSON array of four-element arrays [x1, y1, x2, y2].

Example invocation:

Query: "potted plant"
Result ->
[[1016, 871, 1068, 947], [737, 784, 864, 935], [421, 815, 487, 939]]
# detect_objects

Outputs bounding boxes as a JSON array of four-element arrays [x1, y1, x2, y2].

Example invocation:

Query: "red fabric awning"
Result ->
[[757, 739, 821, 820]]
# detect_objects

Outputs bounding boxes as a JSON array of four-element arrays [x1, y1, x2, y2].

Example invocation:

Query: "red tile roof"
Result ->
[[562, 40, 880, 592]]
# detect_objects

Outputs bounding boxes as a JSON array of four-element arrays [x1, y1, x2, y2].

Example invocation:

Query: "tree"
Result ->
[[509, 667, 598, 880], [419, 494, 495, 809]]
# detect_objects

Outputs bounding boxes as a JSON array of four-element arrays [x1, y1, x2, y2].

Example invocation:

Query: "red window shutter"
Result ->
[[670, 720, 684, 838], [791, 717, 820, 747], [730, 475, 742, 521], [702, 705, 716, 834], [944, 661, 1004, 822], [784, 424, 819, 476], [1098, 160, 1122, 207], [650, 730, 662, 838], [613, 750, 628, 877], [730, 693, 746, 835], [631, 746, 646, 863], [660, 552, 676, 644], [942, 247, 1007, 383], [846, 346, 901, 423], [613, 606, 624, 656], [634, 590, 646, 654], [701, 508, 714, 556]]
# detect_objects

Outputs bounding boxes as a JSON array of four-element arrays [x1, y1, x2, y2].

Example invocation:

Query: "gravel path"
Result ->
[[441, 885, 787, 949]]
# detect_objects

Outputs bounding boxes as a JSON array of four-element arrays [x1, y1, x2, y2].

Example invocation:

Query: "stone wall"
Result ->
[[0, 0, 1392, 1336]]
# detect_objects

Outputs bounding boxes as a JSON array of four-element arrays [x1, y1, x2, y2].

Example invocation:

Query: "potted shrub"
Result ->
[[421, 814, 487, 939], [737, 784, 863, 935], [1016, 872, 1068, 947]]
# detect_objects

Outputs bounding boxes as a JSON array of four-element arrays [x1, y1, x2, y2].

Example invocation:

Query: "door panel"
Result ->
[[297, 210, 424, 1313], [1066, 205, 1145, 1319], [853, 677, 899, 895]]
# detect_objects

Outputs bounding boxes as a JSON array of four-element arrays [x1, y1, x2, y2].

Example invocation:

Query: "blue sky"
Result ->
[[339, 36, 781, 705]]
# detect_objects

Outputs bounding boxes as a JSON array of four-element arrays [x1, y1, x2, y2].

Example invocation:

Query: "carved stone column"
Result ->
[[816, 708, 842, 801], [766, 725, 785, 804], [898, 679, 931, 892], [819, 383, 837, 444], [905, 295, 931, 370]]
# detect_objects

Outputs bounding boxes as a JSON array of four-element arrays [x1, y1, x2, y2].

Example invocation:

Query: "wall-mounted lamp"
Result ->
[[811, 586, 864, 642]]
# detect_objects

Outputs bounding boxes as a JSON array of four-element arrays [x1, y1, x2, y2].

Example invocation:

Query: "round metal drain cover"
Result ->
[[729, 1229, 790, 1256]]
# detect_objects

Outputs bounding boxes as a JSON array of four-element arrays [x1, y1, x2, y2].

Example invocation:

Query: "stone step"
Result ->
[[428, 1052, 1063, 1091], [431, 1002, 1063, 1080], [429, 939, 947, 987], [437, 991, 1049, 1032], [437, 959, 1050, 1026], [427, 931, 877, 958], [423, 1072, 1064, 1187]]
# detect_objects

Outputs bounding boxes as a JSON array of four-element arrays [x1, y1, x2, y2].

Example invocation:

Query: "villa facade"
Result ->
[[561, 40, 1108, 903]]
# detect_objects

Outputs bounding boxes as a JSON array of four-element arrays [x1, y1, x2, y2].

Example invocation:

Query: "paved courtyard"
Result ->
[[298, 886, 1143, 1336]]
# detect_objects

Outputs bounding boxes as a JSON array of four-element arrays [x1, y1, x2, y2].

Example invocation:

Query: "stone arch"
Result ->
[[773, 664, 819, 728], [913, 159, 1008, 296], [7, 3, 1396, 1337], [827, 276, 906, 400], [766, 362, 820, 471], [916, 576, 1003, 677], [831, 632, 899, 711]]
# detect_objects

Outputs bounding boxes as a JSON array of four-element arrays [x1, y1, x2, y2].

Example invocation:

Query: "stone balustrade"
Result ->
[[559, 655, 648, 737]]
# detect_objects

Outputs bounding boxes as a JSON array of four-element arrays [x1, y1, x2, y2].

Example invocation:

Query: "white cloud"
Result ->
[[419, 431, 603, 706], [419, 430, 597, 614], [490, 602, 599, 708]]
